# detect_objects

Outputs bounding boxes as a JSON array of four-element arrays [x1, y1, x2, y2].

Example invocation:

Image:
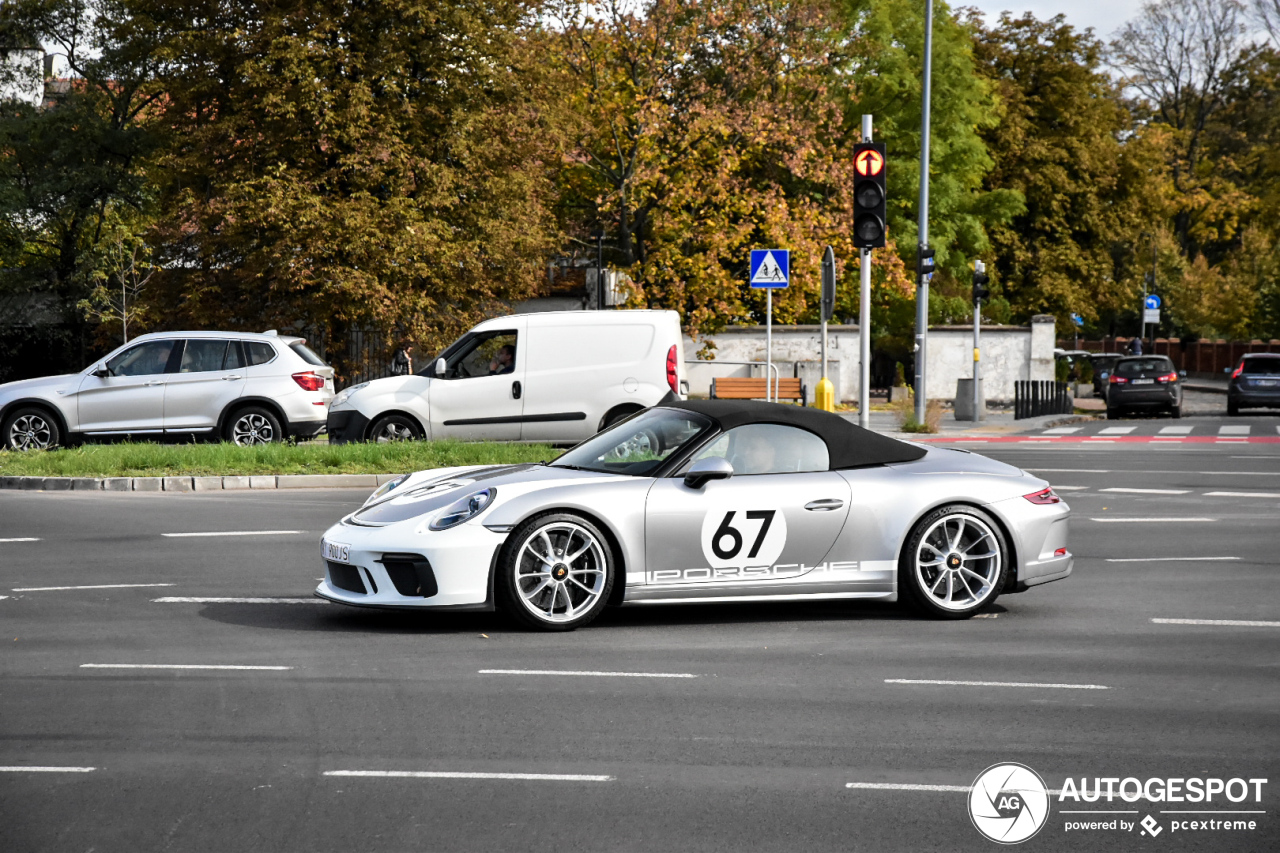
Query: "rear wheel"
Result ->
[[1171, 404, 1182, 419], [368, 413, 422, 443], [226, 406, 283, 446], [1106, 406, 1122, 420], [3, 406, 61, 451], [497, 512, 616, 631], [1227, 400, 1239, 417], [899, 504, 1009, 619]]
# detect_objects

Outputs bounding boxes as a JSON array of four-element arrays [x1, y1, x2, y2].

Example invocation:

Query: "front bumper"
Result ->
[[326, 410, 371, 444], [289, 419, 327, 439], [315, 518, 506, 609]]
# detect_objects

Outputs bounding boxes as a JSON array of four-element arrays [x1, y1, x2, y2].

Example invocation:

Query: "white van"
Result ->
[[326, 310, 686, 443]]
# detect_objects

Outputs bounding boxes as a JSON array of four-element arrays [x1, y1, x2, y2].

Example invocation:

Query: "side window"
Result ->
[[691, 424, 829, 475], [106, 340, 176, 377], [245, 342, 277, 366], [179, 340, 230, 373], [444, 331, 518, 379], [224, 341, 246, 370]]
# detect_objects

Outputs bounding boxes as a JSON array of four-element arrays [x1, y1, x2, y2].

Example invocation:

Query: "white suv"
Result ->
[[0, 331, 335, 450]]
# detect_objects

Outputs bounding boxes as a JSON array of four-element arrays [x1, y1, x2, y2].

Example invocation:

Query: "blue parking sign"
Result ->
[[750, 250, 789, 288]]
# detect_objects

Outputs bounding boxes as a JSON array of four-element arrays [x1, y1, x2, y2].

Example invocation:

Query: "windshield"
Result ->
[[550, 408, 713, 476]]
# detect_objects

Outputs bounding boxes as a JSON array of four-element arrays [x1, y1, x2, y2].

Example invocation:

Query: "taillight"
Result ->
[[1231, 364, 1244, 379], [666, 345, 678, 394], [1024, 487, 1061, 505], [292, 372, 325, 391], [1109, 374, 1128, 385], [1054, 548, 1067, 557], [1156, 372, 1178, 383]]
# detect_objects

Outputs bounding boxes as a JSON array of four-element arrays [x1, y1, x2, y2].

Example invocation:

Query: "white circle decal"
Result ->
[[969, 762, 1050, 844], [699, 506, 787, 569]]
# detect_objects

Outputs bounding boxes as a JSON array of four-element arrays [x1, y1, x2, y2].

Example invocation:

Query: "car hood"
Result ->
[[348, 463, 621, 527], [352, 375, 432, 396], [0, 373, 82, 397]]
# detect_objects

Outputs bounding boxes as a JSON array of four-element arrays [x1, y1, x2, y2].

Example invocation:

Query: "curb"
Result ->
[[0, 473, 401, 493], [1184, 382, 1228, 396]]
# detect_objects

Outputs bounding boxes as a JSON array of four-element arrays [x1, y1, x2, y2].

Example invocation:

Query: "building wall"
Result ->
[[924, 316, 1056, 402]]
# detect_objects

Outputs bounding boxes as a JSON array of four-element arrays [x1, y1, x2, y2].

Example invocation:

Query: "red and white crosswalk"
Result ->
[[922, 424, 1280, 444]]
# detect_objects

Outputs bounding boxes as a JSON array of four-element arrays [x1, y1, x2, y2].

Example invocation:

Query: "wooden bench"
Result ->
[[710, 376, 807, 406]]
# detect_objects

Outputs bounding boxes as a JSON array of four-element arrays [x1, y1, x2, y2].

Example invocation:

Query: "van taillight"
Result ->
[[292, 372, 325, 391], [666, 345, 678, 394]]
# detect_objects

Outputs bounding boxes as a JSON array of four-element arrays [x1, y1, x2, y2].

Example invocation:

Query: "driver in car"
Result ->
[[488, 344, 516, 375], [728, 429, 779, 475]]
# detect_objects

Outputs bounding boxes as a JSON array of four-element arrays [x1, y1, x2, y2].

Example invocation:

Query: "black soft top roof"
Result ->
[[661, 399, 927, 469]]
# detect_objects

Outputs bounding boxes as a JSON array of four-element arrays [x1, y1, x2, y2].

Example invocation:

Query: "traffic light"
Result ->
[[852, 142, 886, 249], [972, 260, 990, 305], [917, 246, 936, 279]]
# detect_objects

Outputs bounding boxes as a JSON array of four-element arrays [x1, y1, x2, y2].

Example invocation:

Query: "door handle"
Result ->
[[804, 499, 844, 512], [222, 374, 243, 380], [144, 380, 166, 386], [512, 381, 522, 399]]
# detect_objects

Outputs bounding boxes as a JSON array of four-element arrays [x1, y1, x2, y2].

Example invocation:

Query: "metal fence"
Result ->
[[1014, 380, 1073, 419]]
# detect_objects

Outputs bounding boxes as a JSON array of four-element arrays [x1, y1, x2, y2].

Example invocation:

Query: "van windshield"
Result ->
[[550, 409, 713, 476]]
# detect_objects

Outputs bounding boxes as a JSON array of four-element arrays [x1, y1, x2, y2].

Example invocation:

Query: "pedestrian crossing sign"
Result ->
[[750, 250, 789, 288]]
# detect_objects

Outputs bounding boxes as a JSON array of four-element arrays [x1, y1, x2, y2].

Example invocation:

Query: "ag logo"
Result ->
[[969, 763, 1050, 844], [700, 507, 787, 569]]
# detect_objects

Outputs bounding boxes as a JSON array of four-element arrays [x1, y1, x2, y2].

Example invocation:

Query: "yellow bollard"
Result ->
[[815, 376, 835, 412]]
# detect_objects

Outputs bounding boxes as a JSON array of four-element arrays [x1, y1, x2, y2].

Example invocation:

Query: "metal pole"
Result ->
[[597, 233, 605, 310], [821, 312, 827, 402], [1150, 238, 1157, 354], [915, 0, 934, 424], [860, 114, 873, 429], [766, 288, 773, 403], [973, 261, 983, 423]]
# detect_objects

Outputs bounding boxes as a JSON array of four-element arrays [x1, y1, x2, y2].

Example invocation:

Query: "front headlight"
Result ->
[[364, 473, 408, 506], [331, 382, 369, 409], [429, 488, 496, 531]]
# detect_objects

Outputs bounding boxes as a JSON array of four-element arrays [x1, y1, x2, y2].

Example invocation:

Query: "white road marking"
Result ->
[[161, 530, 305, 538], [80, 664, 292, 671], [1219, 425, 1250, 435], [1024, 468, 1111, 473], [153, 597, 326, 604], [844, 782, 1064, 795], [1099, 487, 1190, 495], [885, 678, 1109, 690], [1050, 485, 1088, 491], [1106, 556, 1240, 563], [1089, 517, 1214, 523], [1098, 426, 1136, 435], [1204, 491, 1280, 499], [324, 770, 614, 782], [0, 538, 40, 543], [1084, 439, 1116, 443], [1041, 427, 1082, 434], [1158, 426, 1193, 435], [478, 669, 697, 679], [0, 766, 95, 773], [13, 583, 175, 592], [1152, 618, 1280, 628]]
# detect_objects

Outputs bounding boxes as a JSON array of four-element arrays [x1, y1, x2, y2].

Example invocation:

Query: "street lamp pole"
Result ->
[[914, 0, 934, 424], [593, 228, 606, 310]]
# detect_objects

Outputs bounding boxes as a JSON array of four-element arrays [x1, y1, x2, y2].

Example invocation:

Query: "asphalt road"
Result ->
[[2, 437, 1278, 851]]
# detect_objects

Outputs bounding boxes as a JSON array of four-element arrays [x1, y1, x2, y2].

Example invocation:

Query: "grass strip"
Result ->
[[0, 440, 556, 478]]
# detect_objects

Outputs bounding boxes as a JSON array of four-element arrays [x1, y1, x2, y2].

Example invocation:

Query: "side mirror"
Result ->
[[434, 358, 447, 378], [91, 367, 111, 378], [684, 456, 734, 489], [1179, 370, 1187, 378]]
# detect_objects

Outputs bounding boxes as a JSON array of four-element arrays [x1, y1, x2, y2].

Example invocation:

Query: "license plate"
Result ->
[[1259, 379, 1277, 387], [322, 539, 350, 563], [1131, 378, 1154, 385]]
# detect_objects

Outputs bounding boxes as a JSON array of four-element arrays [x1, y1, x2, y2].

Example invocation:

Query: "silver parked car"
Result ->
[[0, 331, 334, 450], [317, 401, 1072, 630]]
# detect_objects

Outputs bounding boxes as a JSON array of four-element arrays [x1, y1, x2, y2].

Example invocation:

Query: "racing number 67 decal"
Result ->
[[700, 506, 787, 568]]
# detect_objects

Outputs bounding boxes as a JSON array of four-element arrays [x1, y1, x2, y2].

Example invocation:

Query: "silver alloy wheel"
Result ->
[[375, 421, 416, 443], [8, 414, 53, 451], [514, 521, 608, 624], [231, 413, 275, 446], [914, 513, 1001, 612]]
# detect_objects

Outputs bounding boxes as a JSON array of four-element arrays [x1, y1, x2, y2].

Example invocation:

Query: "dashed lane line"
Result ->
[[13, 583, 175, 593], [1203, 491, 1280, 499], [1106, 557, 1240, 563], [324, 770, 615, 782], [1152, 618, 1280, 628], [161, 530, 305, 538], [153, 597, 326, 604], [479, 669, 698, 679], [1099, 487, 1190, 495], [845, 782, 1065, 795], [1089, 517, 1214, 523], [0, 766, 95, 773], [885, 679, 1109, 690], [80, 664, 293, 671], [0, 538, 40, 543]]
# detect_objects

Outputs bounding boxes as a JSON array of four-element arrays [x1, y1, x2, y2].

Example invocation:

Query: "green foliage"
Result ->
[[0, 440, 553, 477]]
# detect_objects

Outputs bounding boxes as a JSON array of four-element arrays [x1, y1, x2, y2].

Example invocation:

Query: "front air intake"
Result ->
[[326, 561, 366, 594], [378, 553, 438, 598]]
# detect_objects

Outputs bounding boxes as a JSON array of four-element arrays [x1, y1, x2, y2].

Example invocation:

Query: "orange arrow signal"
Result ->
[[855, 148, 884, 176]]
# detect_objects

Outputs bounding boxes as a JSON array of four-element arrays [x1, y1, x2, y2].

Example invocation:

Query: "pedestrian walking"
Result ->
[[392, 342, 414, 376]]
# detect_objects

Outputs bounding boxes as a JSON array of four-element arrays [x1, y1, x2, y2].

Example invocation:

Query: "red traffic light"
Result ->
[[855, 148, 884, 177]]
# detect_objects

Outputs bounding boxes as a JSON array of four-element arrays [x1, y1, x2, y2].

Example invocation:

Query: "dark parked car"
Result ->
[[1107, 356, 1182, 419], [1228, 354, 1280, 416], [1089, 354, 1122, 400]]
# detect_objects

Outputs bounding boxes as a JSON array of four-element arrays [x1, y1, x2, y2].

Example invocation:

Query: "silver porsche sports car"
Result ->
[[316, 401, 1072, 630]]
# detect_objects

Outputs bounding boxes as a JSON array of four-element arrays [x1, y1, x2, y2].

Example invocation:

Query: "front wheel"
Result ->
[[899, 504, 1009, 619], [497, 512, 616, 631], [368, 413, 422, 443], [226, 407, 283, 446], [3, 407, 61, 451]]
